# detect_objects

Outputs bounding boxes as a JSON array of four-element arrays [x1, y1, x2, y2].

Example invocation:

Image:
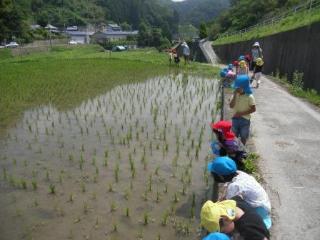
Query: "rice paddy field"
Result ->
[[0, 46, 220, 240]]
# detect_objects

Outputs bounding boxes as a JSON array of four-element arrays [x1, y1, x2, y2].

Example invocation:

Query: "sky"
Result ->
[[172, 0, 185, 2]]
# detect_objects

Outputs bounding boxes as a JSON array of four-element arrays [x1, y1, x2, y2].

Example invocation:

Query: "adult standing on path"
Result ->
[[181, 41, 190, 64], [251, 75, 320, 239], [251, 42, 263, 71]]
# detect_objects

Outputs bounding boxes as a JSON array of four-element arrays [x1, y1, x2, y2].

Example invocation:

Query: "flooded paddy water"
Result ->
[[0, 73, 220, 240]]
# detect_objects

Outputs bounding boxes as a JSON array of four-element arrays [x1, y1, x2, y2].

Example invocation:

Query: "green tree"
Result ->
[[199, 23, 208, 39], [120, 22, 132, 31], [0, 0, 28, 42]]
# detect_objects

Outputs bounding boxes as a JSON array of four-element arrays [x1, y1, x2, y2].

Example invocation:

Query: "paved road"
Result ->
[[251, 76, 320, 240]]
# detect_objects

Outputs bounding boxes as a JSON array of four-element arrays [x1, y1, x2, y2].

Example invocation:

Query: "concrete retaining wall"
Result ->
[[213, 22, 320, 92]]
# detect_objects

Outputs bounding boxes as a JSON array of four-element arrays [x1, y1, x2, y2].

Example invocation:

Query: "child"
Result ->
[[237, 60, 249, 75], [207, 156, 272, 229], [172, 49, 180, 64], [210, 120, 246, 170], [201, 197, 270, 240], [229, 75, 256, 145], [251, 57, 264, 88], [203, 232, 230, 240]]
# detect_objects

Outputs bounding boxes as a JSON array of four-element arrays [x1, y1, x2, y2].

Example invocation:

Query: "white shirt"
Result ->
[[226, 171, 271, 212]]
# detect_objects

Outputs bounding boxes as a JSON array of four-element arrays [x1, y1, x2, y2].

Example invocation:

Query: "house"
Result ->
[[66, 26, 78, 31], [91, 30, 138, 43], [45, 24, 59, 33], [31, 24, 41, 30], [106, 24, 121, 32], [65, 31, 94, 44]]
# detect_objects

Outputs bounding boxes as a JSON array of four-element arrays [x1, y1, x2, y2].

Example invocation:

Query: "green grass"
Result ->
[[244, 152, 259, 174], [0, 45, 218, 129], [269, 74, 320, 107], [213, 7, 320, 46]]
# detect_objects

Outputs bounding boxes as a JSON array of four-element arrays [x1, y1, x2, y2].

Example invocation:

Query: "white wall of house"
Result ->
[[71, 36, 88, 44]]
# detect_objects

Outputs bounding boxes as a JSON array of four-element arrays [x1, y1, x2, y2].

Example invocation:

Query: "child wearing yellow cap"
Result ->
[[201, 196, 270, 240], [251, 57, 264, 88]]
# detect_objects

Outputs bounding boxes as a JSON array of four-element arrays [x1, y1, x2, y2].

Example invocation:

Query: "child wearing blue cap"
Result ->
[[203, 232, 230, 240], [229, 75, 256, 145], [207, 156, 272, 230]]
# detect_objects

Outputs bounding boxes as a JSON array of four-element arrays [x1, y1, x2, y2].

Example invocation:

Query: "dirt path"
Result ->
[[251, 76, 320, 239]]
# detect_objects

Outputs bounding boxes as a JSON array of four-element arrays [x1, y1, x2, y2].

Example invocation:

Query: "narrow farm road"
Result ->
[[251, 76, 320, 240]]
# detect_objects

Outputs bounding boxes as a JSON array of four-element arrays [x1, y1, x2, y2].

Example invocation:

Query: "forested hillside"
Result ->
[[0, 0, 179, 42], [208, 0, 309, 38], [171, 0, 229, 27]]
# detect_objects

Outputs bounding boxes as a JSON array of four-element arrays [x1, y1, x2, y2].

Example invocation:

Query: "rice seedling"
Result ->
[[108, 183, 114, 192], [148, 174, 153, 192], [156, 191, 161, 203], [191, 139, 194, 149], [68, 193, 74, 203], [20, 179, 27, 189], [142, 190, 148, 201], [83, 202, 89, 214], [124, 189, 130, 200], [94, 217, 99, 229], [154, 166, 160, 176], [173, 192, 180, 203], [204, 173, 209, 186], [81, 182, 86, 193], [125, 207, 130, 217], [190, 206, 195, 219], [103, 158, 108, 167], [182, 185, 187, 196], [191, 192, 196, 207], [49, 184, 56, 194], [112, 222, 118, 232], [164, 183, 168, 193], [110, 202, 117, 212], [92, 157, 96, 166], [31, 180, 37, 190], [143, 212, 149, 225], [91, 192, 97, 200], [161, 211, 169, 226], [114, 163, 119, 183], [9, 175, 16, 187]]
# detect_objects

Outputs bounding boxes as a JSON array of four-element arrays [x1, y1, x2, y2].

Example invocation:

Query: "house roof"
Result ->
[[45, 24, 57, 30], [108, 24, 120, 28], [66, 31, 94, 36], [100, 30, 138, 36]]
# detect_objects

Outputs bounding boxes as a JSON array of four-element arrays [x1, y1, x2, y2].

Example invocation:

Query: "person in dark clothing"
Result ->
[[210, 120, 247, 170], [201, 196, 270, 240]]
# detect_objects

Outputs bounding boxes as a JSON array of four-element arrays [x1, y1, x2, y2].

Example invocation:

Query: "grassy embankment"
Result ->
[[213, 5, 320, 46], [270, 71, 320, 106], [213, 6, 320, 107], [0, 45, 218, 129]]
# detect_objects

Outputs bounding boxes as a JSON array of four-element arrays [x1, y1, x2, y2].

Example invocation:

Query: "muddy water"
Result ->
[[0, 73, 220, 240]]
